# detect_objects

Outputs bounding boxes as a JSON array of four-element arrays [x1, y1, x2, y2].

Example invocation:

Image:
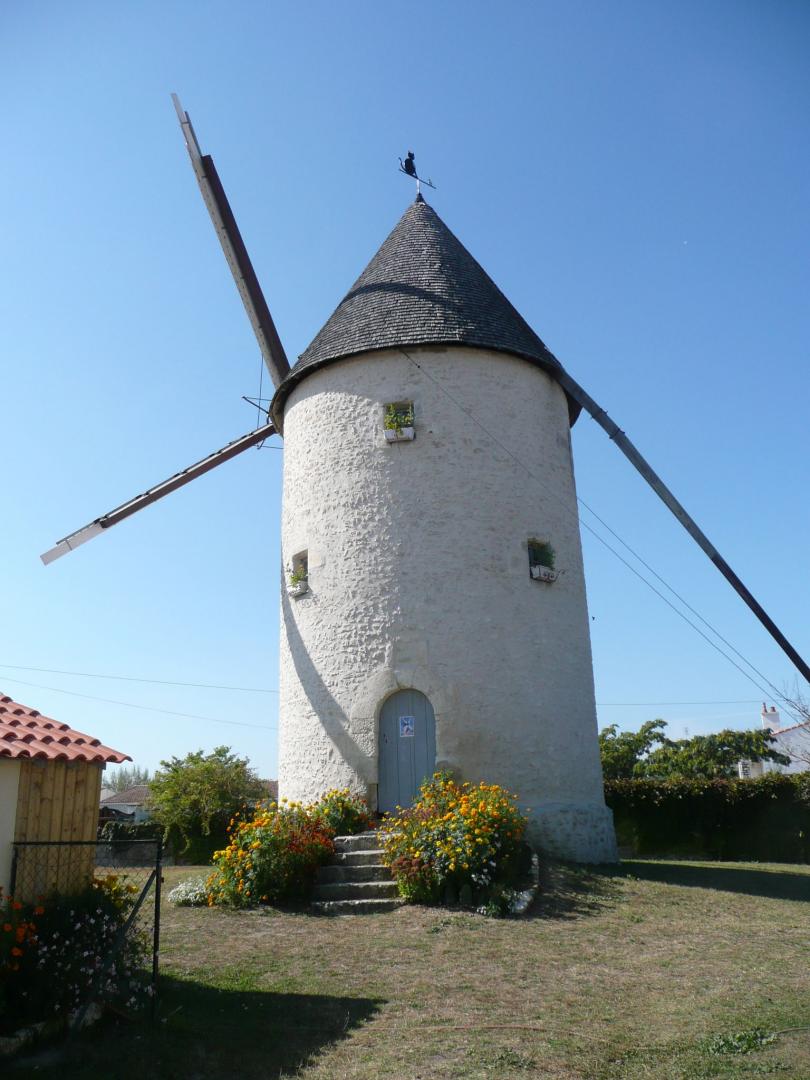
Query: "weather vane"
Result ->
[[398, 150, 436, 194]]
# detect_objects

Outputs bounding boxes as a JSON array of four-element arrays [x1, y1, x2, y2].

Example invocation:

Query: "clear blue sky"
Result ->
[[2, 1, 808, 781]]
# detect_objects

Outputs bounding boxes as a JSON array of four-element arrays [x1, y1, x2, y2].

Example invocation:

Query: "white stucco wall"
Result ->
[[761, 723, 810, 775], [278, 345, 617, 862], [0, 760, 21, 896]]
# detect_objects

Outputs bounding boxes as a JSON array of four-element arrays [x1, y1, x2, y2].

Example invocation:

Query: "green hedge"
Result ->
[[98, 820, 161, 843], [604, 773, 810, 862], [98, 820, 226, 862]]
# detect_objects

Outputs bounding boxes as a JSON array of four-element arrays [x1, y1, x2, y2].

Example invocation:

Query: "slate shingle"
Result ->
[[272, 196, 575, 425]]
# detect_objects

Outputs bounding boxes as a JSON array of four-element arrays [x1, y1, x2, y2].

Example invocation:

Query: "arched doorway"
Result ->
[[378, 689, 436, 813]]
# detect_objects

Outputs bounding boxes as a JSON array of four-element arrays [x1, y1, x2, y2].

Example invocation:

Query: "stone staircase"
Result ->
[[311, 830, 402, 914]]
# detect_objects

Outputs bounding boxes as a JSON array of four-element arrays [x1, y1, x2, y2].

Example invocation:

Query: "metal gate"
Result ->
[[9, 838, 162, 1029]]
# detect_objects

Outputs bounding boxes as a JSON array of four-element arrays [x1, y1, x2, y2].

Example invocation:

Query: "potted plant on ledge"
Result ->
[[384, 403, 415, 442], [287, 566, 309, 597], [529, 539, 557, 583]]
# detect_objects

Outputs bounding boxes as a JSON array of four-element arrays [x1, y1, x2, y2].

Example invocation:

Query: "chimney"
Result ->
[[761, 703, 781, 731]]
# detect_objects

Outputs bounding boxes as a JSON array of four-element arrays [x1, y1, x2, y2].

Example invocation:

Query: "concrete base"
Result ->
[[527, 802, 618, 864]]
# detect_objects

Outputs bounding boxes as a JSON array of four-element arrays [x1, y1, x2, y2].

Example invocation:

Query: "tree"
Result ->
[[148, 746, 265, 857], [599, 720, 790, 781], [599, 719, 668, 779], [636, 728, 790, 779], [105, 764, 151, 792]]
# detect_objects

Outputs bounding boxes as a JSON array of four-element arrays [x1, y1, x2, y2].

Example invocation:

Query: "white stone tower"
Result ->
[[271, 195, 617, 862]]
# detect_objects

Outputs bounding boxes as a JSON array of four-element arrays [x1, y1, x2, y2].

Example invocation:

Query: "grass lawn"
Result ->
[[10, 859, 810, 1079]]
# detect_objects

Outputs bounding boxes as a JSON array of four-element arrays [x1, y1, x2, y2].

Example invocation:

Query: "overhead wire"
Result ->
[[597, 700, 761, 707], [573, 493, 792, 709], [398, 348, 803, 726], [0, 663, 277, 693], [0, 675, 277, 731], [7, 348, 797, 729], [0, 664, 771, 710]]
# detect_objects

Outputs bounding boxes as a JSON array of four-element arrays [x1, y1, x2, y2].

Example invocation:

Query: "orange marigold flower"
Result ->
[[11, 901, 23, 911], [3, 923, 12, 933], [11, 946, 23, 957], [33, 906, 45, 916]]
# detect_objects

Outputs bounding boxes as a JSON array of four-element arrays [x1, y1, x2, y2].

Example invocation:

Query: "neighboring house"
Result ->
[[99, 784, 152, 823], [0, 692, 129, 899], [738, 704, 810, 778]]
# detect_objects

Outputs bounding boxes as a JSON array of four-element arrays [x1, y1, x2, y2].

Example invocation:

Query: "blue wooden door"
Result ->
[[378, 689, 436, 813]]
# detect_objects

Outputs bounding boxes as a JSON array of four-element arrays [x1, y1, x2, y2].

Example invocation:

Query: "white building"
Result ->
[[99, 784, 152, 823], [738, 704, 810, 777], [271, 196, 617, 863], [747, 699, 807, 777]]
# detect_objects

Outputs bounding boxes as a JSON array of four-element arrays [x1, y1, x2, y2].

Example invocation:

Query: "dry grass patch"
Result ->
[[10, 860, 810, 1079]]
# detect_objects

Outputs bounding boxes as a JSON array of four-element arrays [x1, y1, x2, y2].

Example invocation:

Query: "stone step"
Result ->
[[311, 897, 404, 916], [316, 863, 390, 884], [333, 832, 383, 853], [312, 879, 399, 902], [332, 849, 385, 867]]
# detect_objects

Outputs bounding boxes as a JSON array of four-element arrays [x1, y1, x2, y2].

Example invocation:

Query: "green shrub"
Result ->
[[167, 877, 209, 907], [205, 788, 373, 908], [605, 773, 810, 861], [148, 746, 266, 859], [206, 801, 334, 907], [310, 788, 373, 837], [170, 828, 229, 866], [98, 820, 161, 843], [382, 773, 529, 905]]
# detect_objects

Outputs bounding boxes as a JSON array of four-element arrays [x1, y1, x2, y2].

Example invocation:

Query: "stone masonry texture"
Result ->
[[278, 345, 617, 863]]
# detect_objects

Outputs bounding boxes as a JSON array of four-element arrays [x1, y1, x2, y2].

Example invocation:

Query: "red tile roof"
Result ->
[[0, 693, 130, 764]]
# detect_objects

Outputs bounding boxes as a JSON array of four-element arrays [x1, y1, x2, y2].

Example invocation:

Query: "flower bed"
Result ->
[[205, 789, 372, 908], [382, 772, 530, 912], [0, 876, 151, 1036]]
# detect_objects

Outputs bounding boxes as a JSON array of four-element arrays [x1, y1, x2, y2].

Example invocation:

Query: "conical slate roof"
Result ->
[[272, 196, 574, 425]]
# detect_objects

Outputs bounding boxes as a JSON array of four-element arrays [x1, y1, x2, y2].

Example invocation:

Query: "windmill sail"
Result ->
[[171, 94, 290, 389], [555, 369, 810, 684], [41, 422, 276, 564]]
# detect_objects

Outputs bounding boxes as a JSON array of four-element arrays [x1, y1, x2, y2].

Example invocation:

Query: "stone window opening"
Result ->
[[287, 550, 309, 596], [383, 401, 415, 443], [528, 539, 557, 583]]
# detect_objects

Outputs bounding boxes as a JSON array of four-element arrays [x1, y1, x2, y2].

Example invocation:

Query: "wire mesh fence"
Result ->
[[9, 838, 162, 1029]]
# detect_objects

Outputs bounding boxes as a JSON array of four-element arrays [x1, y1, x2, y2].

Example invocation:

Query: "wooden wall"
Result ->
[[13, 759, 102, 900]]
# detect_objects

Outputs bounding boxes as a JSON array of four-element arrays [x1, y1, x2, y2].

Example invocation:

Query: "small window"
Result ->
[[287, 550, 309, 596], [383, 401, 415, 442], [528, 539, 556, 583]]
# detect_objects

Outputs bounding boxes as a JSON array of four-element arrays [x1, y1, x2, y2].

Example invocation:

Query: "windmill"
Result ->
[[41, 97, 808, 862]]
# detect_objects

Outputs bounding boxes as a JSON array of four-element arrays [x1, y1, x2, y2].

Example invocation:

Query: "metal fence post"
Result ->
[[151, 838, 163, 1019], [9, 844, 18, 897]]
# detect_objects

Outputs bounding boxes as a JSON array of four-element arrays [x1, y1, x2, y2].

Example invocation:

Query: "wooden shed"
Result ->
[[0, 693, 130, 901]]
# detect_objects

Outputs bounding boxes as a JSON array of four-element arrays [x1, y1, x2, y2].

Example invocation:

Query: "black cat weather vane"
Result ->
[[398, 150, 436, 194]]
